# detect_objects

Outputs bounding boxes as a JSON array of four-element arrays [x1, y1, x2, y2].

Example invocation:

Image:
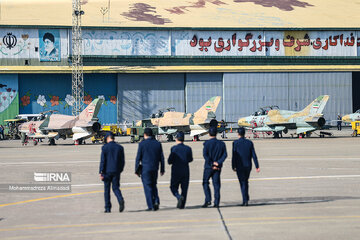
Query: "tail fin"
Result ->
[[79, 98, 104, 121], [301, 95, 330, 116], [194, 96, 221, 118]]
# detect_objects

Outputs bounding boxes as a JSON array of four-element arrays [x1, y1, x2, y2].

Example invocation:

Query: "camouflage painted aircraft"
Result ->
[[19, 98, 103, 145], [135, 96, 221, 141], [238, 95, 330, 138], [342, 109, 360, 123]]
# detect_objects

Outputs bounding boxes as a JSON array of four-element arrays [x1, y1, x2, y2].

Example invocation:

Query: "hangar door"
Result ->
[[185, 73, 223, 120], [118, 74, 185, 123], [223, 73, 289, 122], [288, 72, 352, 121], [223, 72, 352, 122]]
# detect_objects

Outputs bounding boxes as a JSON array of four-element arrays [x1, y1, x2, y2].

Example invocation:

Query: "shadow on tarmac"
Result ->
[[128, 196, 359, 212]]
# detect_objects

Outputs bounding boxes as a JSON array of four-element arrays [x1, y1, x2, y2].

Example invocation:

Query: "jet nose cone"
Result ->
[[238, 117, 248, 126], [342, 115, 351, 123]]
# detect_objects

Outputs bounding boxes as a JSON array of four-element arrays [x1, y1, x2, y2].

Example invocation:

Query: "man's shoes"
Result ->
[[119, 200, 125, 212], [213, 204, 219, 208], [177, 196, 185, 209], [104, 209, 111, 213], [153, 203, 159, 211], [241, 202, 249, 206], [201, 202, 211, 208], [146, 208, 153, 211]]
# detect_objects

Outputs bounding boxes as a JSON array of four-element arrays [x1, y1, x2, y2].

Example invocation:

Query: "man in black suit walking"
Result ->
[[168, 132, 193, 209], [99, 132, 125, 213], [232, 127, 260, 206], [135, 128, 165, 211]]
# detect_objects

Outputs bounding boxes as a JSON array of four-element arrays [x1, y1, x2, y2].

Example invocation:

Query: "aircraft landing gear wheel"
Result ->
[[130, 136, 135, 143], [193, 135, 199, 141], [49, 138, 56, 145], [33, 139, 38, 146], [320, 134, 325, 138], [167, 134, 174, 142], [273, 132, 280, 138]]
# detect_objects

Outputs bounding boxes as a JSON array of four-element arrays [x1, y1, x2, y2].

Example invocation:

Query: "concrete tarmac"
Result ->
[[0, 130, 359, 239]]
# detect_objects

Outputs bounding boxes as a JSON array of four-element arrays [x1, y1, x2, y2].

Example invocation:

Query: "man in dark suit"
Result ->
[[168, 132, 193, 209], [202, 127, 227, 208], [99, 132, 125, 213], [232, 127, 260, 206], [135, 128, 165, 211]]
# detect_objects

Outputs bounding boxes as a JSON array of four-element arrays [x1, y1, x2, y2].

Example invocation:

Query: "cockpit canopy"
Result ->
[[355, 109, 360, 114], [252, 105, 279, 116], [150, 107, 176, 118]]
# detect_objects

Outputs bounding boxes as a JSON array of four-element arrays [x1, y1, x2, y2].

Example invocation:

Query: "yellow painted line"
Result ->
[[1, 65, 360, 73], [0, 186, 142, 208], [1, 215, 359, 233], [2, 174, 359, 208]]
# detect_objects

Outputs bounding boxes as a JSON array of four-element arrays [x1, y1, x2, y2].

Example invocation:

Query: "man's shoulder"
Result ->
[[234, 138, 252, 145], [184, 144, 192, 151], [216, 138, 226, 146], [179, 144, 192, 152], [115, 142, 124, 150], [101, 144, 107, 151]]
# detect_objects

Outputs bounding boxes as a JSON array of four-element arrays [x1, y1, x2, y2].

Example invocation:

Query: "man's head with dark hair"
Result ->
[[144, 128, 153, 138], [176, 131, 184, 142], [209, 127, 217, 137], [238, 127, 246, 137], [105, 132, 115, 143], [43, 32, 55, 43]]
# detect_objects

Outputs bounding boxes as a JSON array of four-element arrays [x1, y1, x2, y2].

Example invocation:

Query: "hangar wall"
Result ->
[[0, 74, 19, 125], [117, 74, 185, 123], [185, 73, 223, 120], [18, 74, 117, 124], [116, 72, 352, 123], [0, 72, 354, 125], [223, 72, 353, 122]]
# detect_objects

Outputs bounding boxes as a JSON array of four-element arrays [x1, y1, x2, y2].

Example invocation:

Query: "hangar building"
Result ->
[[0, 0, 360, 124]]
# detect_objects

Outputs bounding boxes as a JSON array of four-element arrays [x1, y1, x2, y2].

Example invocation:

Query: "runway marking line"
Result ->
[[1, 174, 359, 208], [0, 186, 142, 207], [0, 215, 359, 233], [1, 157, 360, 165]]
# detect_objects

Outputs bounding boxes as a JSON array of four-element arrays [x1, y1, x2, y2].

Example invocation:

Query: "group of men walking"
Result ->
[[99, 127, 259, 213]]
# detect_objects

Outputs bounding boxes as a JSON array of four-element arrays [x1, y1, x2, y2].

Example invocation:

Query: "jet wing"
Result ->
[[296, 127, 316, 134], [267, 122, 296, 128], [28, 132, 59, 139], [190, 129, 208, 137], [158, 127, 179, 135]]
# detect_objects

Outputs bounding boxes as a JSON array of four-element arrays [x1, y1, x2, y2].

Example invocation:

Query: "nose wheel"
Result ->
[[193, 135, 200, 141]]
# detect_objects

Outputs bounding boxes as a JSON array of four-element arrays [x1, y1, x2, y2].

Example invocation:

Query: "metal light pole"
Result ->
[[71, 0, 85, 116]]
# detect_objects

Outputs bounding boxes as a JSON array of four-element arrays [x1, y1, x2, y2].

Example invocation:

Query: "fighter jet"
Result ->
[[135, 96, 221, 141], [238, 95, 330, 138], [19, 98, 103, 145], [342, 109, 360, 123]]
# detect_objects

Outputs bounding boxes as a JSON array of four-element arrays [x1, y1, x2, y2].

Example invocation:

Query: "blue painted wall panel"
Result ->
[[18, 74, 117, 124], [84, 74, 117, 124], [19, 74, 72, 115]]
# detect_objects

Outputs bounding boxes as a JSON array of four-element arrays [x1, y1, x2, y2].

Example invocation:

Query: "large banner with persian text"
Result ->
[[0, 29, 359, 58], [172, 31, 360, 57]]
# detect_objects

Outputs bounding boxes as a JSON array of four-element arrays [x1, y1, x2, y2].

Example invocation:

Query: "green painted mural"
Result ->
[[0, 74, 19, 125]]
